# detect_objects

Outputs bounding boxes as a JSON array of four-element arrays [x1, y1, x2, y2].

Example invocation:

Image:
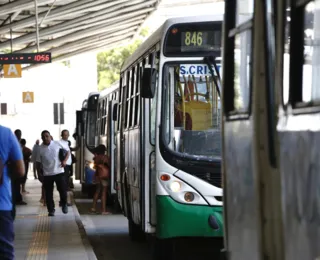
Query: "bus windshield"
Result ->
[[162, 62, 221, 159]]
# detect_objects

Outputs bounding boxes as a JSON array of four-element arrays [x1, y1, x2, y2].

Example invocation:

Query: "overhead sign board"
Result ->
[[0, 53, 52, 64], [22, 92, 34, 103], [3, 64, 22, 78]]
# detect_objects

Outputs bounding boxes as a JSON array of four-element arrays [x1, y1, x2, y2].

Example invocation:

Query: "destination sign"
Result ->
[[179, 64, 222, 77], [164, 21, 222, 56], [0, 53, 52, 64]]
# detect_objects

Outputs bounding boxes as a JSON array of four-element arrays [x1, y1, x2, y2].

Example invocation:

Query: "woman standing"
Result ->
[[90, 145, 112, 215]]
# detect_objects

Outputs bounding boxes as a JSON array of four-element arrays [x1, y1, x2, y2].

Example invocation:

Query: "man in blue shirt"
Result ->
[[0, 125, 25, 260]]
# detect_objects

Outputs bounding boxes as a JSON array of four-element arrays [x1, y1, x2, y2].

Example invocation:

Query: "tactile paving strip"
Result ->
[[25, 207, 50, 260]]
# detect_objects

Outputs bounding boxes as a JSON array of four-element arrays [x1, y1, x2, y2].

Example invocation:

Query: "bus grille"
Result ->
[[193, 172, 222, 188]]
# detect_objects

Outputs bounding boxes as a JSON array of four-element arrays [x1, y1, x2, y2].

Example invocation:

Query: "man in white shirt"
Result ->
[[36, 130, 69, 217]]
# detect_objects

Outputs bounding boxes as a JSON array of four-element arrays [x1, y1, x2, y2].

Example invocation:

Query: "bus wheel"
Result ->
[[128, 218, 145, 242], [112, 195, 121, 213], [153, 238, 175, 260]]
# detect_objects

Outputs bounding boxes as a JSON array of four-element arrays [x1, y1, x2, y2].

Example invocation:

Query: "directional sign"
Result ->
[[3, 64, 22, 78], [0, 53, 52, 64], [22, 92, 34, 103]]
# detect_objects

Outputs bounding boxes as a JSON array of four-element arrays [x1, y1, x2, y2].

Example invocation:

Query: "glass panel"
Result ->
[[236, 0, 254, 26], [303, 1, 320, 102], [162, 63, 221, 158], [234, 30, 252, 112], [150, 80, 158, 145], [86, 111, 97, 147]]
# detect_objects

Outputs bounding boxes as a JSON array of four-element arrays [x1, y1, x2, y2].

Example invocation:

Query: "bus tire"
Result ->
[[128, 218, 145, 242], [112, 194, 122, 213]]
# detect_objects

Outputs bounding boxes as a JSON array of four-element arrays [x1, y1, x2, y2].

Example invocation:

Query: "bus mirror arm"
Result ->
[[204, 56, 221, 97]]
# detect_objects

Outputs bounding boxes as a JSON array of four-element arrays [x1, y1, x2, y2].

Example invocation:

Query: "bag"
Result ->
[[71, 154, 77, 164], [96, 164, 109, 180], [59, 148, 68, 162]]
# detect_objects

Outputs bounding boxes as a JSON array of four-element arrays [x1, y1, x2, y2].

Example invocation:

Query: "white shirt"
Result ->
[[59, 139, 71, 165], [31, 144, 40, 163], [36, 141, 64, 176]]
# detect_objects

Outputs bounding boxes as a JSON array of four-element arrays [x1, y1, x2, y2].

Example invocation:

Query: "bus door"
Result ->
[[276, 1, 320, 259], [75, 110, 84, 182], [107, 100, 117, 195]]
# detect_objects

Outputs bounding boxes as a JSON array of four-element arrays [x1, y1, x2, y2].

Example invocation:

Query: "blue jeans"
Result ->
[[0, 210, 14, 260]]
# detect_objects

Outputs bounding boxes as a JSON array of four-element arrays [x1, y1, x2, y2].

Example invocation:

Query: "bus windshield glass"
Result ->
[[162, 62, 221, 159]]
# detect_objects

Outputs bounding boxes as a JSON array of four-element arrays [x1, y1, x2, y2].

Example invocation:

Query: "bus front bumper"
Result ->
[[156, 195, 223, 239]]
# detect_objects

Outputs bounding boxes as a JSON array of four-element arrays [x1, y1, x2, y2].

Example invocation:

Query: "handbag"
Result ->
[[59, 148, 68, 162]]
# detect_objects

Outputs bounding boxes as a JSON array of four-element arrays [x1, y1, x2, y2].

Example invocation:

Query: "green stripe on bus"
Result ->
[[156, 195, 223, 239]]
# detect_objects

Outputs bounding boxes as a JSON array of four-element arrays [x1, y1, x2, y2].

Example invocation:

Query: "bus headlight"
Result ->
[[170, 181, 181, 192], [158, 172, 208, 205], [184, 192, 195, 202]]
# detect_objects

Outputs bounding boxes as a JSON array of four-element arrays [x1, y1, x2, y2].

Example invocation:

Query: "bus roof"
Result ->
[[121, 15, 224, 72]]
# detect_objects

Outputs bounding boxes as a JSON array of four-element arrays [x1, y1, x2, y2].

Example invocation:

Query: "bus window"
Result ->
[[163, 63, 221, 157], [302, 1, 320, 103], [234, 32, 252, 111]]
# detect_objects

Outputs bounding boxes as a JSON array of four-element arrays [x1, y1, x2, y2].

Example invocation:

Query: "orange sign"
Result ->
[[22, 92, 34, 103], [3, 64, 22, 78]]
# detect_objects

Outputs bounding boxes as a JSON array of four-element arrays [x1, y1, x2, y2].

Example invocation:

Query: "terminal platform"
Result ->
[[14, 179, 97, 260]]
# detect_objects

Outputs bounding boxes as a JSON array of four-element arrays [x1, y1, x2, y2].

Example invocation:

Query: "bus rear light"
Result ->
[[160, 174, 170, 181]]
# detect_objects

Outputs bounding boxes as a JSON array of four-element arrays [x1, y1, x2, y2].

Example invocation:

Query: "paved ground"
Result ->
[[74, 187, 223, 260], [73, 190, 151, 260], [14, 179, 97, 260]]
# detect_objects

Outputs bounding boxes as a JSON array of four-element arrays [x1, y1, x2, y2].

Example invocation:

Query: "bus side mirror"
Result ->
[[141, 67, 157, 99], [112, 104, 118, 121]]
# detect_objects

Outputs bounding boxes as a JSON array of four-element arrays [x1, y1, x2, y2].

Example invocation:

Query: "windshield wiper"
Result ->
[[204, 56, 221, 97]]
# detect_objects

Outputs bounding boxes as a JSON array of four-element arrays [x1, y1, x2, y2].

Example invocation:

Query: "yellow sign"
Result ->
[[3, 64, 22, 78], [22, 92, 34, 103]]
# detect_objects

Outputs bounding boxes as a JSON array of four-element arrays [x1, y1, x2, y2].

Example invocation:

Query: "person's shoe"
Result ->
[[62, 205, 68, 214], [48, 211, 55, 217]]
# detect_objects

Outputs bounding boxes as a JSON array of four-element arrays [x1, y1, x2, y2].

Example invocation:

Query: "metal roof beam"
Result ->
[[34, 7, 153, 40], [0, 0, 112, 34], [0, 0, 156, 49], [16, 16, 146, 53], [51, 32, 135, 56], [0, 0, 58, 17]]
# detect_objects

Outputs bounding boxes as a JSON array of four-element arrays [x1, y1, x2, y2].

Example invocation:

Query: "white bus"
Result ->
[[75, 82, 120, 204], [221, 0, 319, 260], [75, 93, 99, 196], [111, 15, 224, 258]]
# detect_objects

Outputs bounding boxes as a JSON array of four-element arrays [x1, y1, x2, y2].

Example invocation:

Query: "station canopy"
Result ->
[[0, 0, 160, 70]]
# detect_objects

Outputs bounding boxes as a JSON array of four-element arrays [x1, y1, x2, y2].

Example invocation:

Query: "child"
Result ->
[[90, 145, 112, 215]]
